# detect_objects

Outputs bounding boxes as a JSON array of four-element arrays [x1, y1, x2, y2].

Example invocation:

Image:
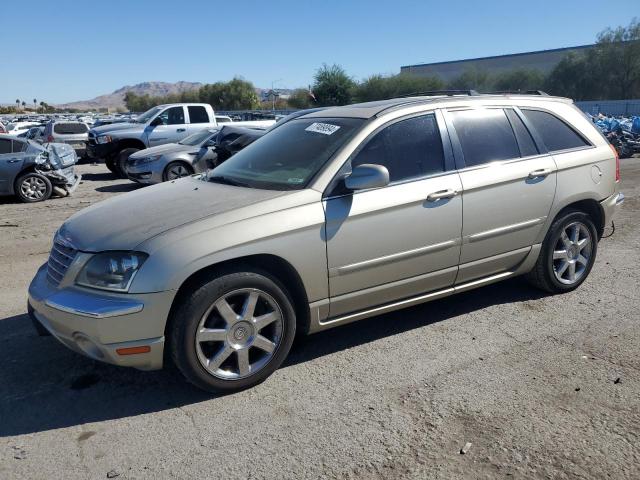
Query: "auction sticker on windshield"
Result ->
[[305, 122, 341, 135]]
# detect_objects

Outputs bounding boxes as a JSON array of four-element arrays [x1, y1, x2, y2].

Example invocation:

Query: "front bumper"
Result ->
[[28, 264, 175, 370], [125, 161, 164, 184], [600, 191, 624, 228], [87, 141, 117, 159]]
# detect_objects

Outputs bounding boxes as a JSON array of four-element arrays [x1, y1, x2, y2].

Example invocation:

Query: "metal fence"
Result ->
[[575, 99, 640, 116]]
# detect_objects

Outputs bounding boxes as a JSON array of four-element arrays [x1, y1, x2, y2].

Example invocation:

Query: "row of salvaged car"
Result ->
[[0, 104, 282, 203]]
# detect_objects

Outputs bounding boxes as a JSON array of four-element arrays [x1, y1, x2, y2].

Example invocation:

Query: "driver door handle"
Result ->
[[528, 168, 553, 179], [7, 159, 20, 163], [177, 128, 186, 132], [427, 189, 458, 202]]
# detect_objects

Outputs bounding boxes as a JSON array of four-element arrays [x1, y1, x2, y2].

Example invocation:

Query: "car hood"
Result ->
[[58, 177, 295, 252], [129, 143, 191, 158], [90, 122, 142, 135]]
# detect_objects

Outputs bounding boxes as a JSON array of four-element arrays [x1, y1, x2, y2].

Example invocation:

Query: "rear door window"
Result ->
[[188, 106, 209, 124], [521, 109, 589, 152], [12, 140, 27, 152], [0, 138, 11, 154], [352, 113, 445, 183], [449, 109, 520, 167]]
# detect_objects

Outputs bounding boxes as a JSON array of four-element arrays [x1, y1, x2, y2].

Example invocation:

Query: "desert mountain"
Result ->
[[56, 81, 203, 111]]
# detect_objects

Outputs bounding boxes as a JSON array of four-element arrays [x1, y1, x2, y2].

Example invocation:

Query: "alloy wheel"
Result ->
[[20, 176, 47, 200], [167, 164, 191, 180], [552, 221, 593, 285], [195, 288, 284, 380]]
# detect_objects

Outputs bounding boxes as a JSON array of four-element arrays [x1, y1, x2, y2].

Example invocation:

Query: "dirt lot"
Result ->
[[0, 161, 638, 479]]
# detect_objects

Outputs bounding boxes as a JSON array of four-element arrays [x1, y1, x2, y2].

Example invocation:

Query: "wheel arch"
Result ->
[[553, 198, 605, 239], [116, 138, 147, 152], [165, 253, 311, 343]]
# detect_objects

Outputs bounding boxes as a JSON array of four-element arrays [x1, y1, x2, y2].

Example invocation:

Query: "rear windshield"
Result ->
[[208, 117, 364, 190], [54, 123, 88, 134]]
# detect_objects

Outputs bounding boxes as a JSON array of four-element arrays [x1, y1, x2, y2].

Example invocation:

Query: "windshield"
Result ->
[[135, 106, 163, 124], [208, 117, 364, 190], [179, 129, 218, 146]]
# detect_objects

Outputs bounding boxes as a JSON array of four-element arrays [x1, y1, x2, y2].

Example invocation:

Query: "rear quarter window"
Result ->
[[521, 109, 589, 152], [54, 123, 88, 134]]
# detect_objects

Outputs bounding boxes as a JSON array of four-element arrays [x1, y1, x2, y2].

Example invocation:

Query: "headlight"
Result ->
[[76, 252, 148, 292], [134, 154, 162, 165], [96, 135, 112, 144]]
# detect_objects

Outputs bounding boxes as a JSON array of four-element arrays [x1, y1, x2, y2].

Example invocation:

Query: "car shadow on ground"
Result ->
[[80, 172, 119, 182], [95, 183, 145, 193], [0, 278, 546, 437]]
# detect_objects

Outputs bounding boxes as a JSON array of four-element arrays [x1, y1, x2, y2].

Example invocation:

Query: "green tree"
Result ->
[[287, 88, 315, 109], [592, 18, 640, 99], [199, 78, 259, 110], [353, 73, 444, 102], [446, 67, 492, 91], [15, 99, 20, 110], [312, 64, 355, 106], [492, 68, 546, 92]]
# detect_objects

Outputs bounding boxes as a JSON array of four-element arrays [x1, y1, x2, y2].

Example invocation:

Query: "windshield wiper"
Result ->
[[208, 175, 251, 188]]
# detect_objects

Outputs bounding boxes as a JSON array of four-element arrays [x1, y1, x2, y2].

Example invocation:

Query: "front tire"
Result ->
[[163, 161, 193, 182], [116, 148, 139, 178], [105, 156, 117, 174], [15, 172, 52, 203], [527, 210, 598, 293], [169, 270, 297, 393]]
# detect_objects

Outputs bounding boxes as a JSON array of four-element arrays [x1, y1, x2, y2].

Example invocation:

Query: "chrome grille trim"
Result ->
[[46, 238, 78, 287]]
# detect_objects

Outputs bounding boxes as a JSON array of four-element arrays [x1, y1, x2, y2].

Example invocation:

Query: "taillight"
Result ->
[[47, 135, 54, 142], [609, 144, 620, 182]]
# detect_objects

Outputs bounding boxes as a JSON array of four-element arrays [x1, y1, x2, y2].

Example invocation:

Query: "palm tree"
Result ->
[[15, 99, 20, 111], [21, 101, 26, 110], [33, 98, 37, 111], [39, 101, 45, 113]]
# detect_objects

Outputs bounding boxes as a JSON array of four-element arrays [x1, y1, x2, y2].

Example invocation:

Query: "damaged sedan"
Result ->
[[0, 134, 81, 203]]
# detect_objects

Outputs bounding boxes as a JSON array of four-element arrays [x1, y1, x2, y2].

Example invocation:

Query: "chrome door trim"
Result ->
[[465, 217, 547, 243], [329, 239, 460, 277]]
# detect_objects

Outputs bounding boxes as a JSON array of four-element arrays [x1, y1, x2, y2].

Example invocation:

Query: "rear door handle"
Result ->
[[528, 168, 553, 179], [7, 159, 20, 163], [177, 128, 186, 132], [427, 189, 458, 202]]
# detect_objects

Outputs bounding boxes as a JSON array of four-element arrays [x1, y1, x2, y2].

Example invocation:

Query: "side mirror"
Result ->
[[204, 139, 217, 148], [150, 117, 163, 127], [344, 164, 390, 191]]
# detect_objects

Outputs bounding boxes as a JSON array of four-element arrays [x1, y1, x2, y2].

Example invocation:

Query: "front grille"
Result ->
[[47, 240, 78, 286]]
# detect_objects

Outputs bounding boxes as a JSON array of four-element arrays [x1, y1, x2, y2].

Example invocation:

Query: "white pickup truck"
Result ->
[[87, 103, 274, 177]]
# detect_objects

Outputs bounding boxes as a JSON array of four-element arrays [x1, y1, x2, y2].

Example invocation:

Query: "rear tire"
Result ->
[[15, 172, 52, 203], [169, 269, 297, 393], [527, 210, 598, 293], [116, 148, 139, 178]]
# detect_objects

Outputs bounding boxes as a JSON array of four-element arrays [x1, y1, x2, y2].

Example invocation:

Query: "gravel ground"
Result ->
[[0, 161, 638, 480]]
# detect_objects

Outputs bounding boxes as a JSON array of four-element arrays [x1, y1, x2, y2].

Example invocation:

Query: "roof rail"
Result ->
[[398, 90, 480, 98], [489, 90, 549, 96]]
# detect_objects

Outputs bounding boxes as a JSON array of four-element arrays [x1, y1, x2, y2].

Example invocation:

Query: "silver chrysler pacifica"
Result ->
[[28, 93, 624, 392]]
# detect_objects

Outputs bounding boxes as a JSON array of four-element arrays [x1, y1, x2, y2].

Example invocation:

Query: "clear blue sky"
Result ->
[[0, 0, 634, 104]]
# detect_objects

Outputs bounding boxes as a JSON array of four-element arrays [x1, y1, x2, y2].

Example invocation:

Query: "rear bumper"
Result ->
[[28, 264, 174, 370], [600, 191, 624, 228]]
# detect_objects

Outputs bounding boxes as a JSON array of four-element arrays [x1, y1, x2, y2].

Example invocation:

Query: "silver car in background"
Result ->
[[28, 93, 623, 393], [43, 121, 89, 159], [0, 134, 80, 202], [125, 126, 265, 184]]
